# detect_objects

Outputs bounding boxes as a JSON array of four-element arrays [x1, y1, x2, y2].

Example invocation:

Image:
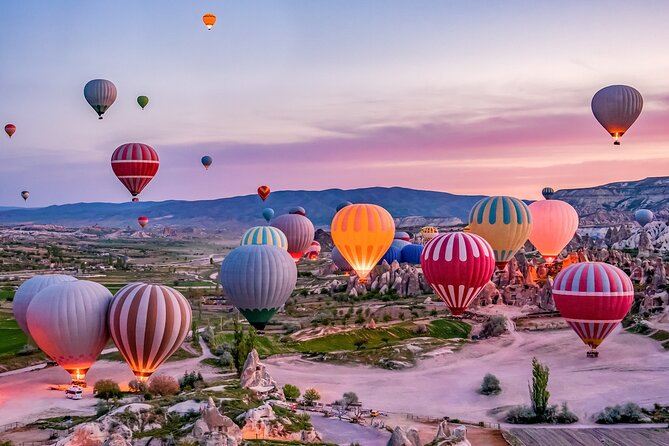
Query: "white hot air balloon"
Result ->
[[84, 79, 117, 119], [13, 275, 77, 336]]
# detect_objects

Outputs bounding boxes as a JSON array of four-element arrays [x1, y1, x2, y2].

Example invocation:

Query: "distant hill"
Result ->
[[0, 187, 485, 229]]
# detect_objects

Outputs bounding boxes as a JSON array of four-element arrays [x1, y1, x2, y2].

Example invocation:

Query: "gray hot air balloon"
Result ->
[[13, 274, 77, 336], [331, 246, 353, 273], [591, 85, 643, 145], [84, 79, 117, 120], [271, 209, 315, 262], [219, 245, 297, 330], [26, 280, 112, 384], [21, 191, 29, 201]]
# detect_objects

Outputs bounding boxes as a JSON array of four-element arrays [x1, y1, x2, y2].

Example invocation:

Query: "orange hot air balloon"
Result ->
[[331, 204, 395, 283], [5, 124, 16, 138], [529, 200, 579, 264], [257, 185, 270, 201], [203, 13, 216, 30]]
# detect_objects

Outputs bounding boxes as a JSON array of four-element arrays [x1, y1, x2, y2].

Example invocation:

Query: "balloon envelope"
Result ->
[[203, 13, 216, 30], [591, 85, 643, 145], [109, 283, 192, 380], [138, 216, 149, 228], [13, 275, 77, 336], [305, 241, 321, 260], [84, 79, 117, 119], [137, 96, 149, 109], [634, 209, 654, 227], [378, 245, 402, 265], [528, 200, 579, 264], [336, 201, 352, 212], [553, 262, 633, 351], [26, 280, 112, 383], [468, 196, 532, 269], [421, 232, 495, 316], [21, 191, 29, 201], [262, 208, 275, 223], [240, 226, 288, 251], [201, 155, 213, 170], [5, 124, 16, 138], [257, 186, 270, 201], [331, 247, 353, 272], [271, 213, 315, 262], [400, 243, 424, 265], [542, 187, 555, 200], [395, 231, 411, 242], [391, 239, 411, 251], [111, 143, 159, 200], [219, 245, 297, 329], [420, 226, 439, 244], [331, 204, 395, 282]]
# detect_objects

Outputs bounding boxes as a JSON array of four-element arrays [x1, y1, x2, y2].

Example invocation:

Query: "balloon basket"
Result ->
[[613, 141, 620, 146], [586, 350, 599, 358]]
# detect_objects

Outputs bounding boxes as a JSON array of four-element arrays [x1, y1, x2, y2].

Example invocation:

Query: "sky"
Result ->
[[2, 0, 669, 206]]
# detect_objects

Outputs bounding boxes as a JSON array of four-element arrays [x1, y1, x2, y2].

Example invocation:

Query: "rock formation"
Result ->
[[240, 349, 284, 400], [433, 420, 471, 446], [191, 397, 242, 445], [239, 403, 322, 443], [386, 426, 422, 446]]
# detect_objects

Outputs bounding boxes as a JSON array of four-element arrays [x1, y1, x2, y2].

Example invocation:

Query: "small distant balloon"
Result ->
[[542, 187, 555, 200], [262, 208, 274, 223], [591, 85, 643, 146], [5, 124, 16, 138], [137, 96, 149, 110], [336, 201, 352, 212], [257, 185, 270, 201], [21, 191, 29, 201], [634, 209, 654, 227], [201, 155, 213, 170], [289, 206, 306, 216], [138, 216, 149, 229], [203, 13, 216, 30], [84, 79, 117, 120]]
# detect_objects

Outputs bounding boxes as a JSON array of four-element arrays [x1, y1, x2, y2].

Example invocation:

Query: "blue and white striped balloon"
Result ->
[[240, 226, 288, 250]]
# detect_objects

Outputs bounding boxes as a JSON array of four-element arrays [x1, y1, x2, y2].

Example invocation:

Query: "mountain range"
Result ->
[[0, 176, 665, 230]]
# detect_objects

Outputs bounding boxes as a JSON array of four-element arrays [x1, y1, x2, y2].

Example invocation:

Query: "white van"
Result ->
[[66, 385, 83, 400]]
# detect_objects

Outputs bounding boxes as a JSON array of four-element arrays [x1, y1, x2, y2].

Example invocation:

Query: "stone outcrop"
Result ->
[[387, 426, 422, 446], [191, 397, 242, 445], [433, 420, 471, 446], [238, 403, 322, 443], [240, 349, 284, 400]]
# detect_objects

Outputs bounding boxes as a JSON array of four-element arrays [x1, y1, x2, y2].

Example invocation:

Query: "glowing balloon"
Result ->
[[468, 196, 532, 269], [542, 187, 555, 200], [13, 275, 77, 336], [528, 200, 579, 264], [111, 143, 159, 201], [421, 232, 495, 316], [201, 155, 213, 170], [138, 216, 149, 229], [240, 226, 288, 250], [591, 85, 643, 145], [305, 241, 321, 260], [331, 204, 395, 282], [271, 209, 314, 262], [634, 209, 654, 227], [137, 96, 149, 110], [219, 245, 297, 329], [26, 280, 113, 383], [553, 262, 633, 355], [21, 191, 29, 202], [262, 208, 275, 223], [109, 283, 192, 380], [5, 124, 16, 138], [203, 13, 216, 30], [257, 185, 270, 201], [84, 79, 117, 119]]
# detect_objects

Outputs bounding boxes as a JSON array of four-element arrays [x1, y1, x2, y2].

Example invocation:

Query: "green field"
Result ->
[[0, 312, 28, 357], [0, 288, 15, 301]]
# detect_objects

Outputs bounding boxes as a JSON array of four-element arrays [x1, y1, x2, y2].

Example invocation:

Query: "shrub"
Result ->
[[149, 375, 180, 396], [340, 392, 359, 408], [382, 314, 392, 322], [480, 315, 507, 338], [479, 373, 501, 395], [506, 405, 537, 423], [556, 402, 579, 424], [283, 384, 301, 402], [179, 371, 204, 391], [595, 403, 645, 424], [303, 388, 321, 406], [129, 379, 148, 393], [94, 379, 122, 401], [414, 324, 428, 334], [353, 339, 367, 350], [218, 351, 234, 368]]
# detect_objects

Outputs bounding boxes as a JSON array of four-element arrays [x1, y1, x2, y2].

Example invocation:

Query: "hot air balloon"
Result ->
[[391, 239, 411, 251], [331, 247, 353, 272], [138, 216, 149, 229], [240, 226, 288, 250], [528, 200, 579, 264], [400, 243, 423, 265], [26, 280, 113, 384], [634, 209, 654, 227], [591, 85, 643, 145], [257, 186, 270, 201], [553, 262, 633, 357], [378, 245, 402, 265], [331, 204, 394, 282], [84, 79, 117, 119], [13, 275, 77, 336], [201, 155, 213, 170], [420, 226, 439, 244], [262, 208, 275, 223], [336, 201, 352, 212], [421, 232, 495, 316], [305, 241, 321, 260], [271, 209, 315, 262], [290, 206, 306, 216], [109, 283, 192, 380], [203, 13, 216, 30], [111, 143, 159, 201], [468, 196, 532, 269], [5, 124, 16, 138], [395, 231, 411, 242], [542, 187, 555, 200], [21, 191, 29, 202], [137, 96, 149, 110], [219, 245, 297, 329]]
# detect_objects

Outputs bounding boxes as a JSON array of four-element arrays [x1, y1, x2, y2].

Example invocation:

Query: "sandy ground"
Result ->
[[266, 326, 669, 426]]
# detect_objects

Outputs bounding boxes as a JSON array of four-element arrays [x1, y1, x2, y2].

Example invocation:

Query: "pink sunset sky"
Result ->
[[1, 1, 669, 206]]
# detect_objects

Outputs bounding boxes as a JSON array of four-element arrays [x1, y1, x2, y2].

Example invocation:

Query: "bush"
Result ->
[[283, 384, 300, 402], [179, 371, 204, 391], [94, 379, 122, 401], [218, 351, 234, 368], [414, 324, 427, 334], [480, 315, 507, 338], [479, 373, 501, 395], [506, 405, 537, 423], [129, 379, 148, 393], [595, 403, 645, 424], [303, 388, 321, 406], [148, 375, 180, 396], [556, 402, 579, 424]]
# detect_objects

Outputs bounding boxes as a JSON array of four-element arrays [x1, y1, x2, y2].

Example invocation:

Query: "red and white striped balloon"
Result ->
[[421, 232, 495, 316], [553, 262, 633, 352], [111, 143, 159, 201]]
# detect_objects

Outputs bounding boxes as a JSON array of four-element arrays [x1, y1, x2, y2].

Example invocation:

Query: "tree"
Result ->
[[94, 379, 122, 401], [480, 373, 502, 395], [148, 375, 180, 396], [529, 357, 550, 418], [353, 339, 367, 350], [340, 391, 359, 409], [231, 321, 256, 375], [128, 379, 148, 393], [283, 384, 301, 402], [303, 388, 321, 406]]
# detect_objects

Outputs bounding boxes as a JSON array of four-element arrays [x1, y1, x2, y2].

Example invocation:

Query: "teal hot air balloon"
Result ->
[[240, 226, 288, 250], [219, 245, 297, 329], [201, 155, 213, 170], [137, 96, 149, 110], [262, 208, 275, 223], [84, 79, 117, 119]]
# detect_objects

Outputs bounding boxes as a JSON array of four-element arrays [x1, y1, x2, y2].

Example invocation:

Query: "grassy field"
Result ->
[[0, 288, 15, 301], [0, 312, 28, 357]]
